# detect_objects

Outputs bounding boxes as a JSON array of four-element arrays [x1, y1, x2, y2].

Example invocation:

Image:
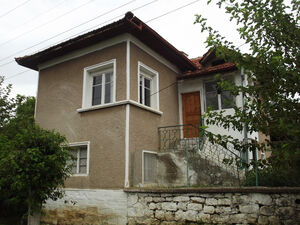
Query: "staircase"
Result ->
[[158, 125, 246, 187]]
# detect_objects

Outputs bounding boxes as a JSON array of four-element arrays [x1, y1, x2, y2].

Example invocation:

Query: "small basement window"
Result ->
[[68, 142, 90, 175], [138, 62, 159, 110], [82, 59, 116, 109], [143, 151, 157, 184]]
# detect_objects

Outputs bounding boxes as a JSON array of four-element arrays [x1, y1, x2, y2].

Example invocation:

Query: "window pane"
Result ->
[[205, 81, 217, 92], [205, 82, 218, 110], [144, 78, 151, 89], [145, 88, 151, 107], [79, 147, 87, 158], [139, 77, 143, 104], [144, 152, 157, 183], [79, 165, 87, 174], [104, 82, 111, 103], [221, 90, 235, 109], [69, 149, 78, 174], [105, 72, 112, 83], [80, 159, 87, 166], [92, 85, 102, 106], [206, 91, 218, 110], [93, 75, 102, 85]]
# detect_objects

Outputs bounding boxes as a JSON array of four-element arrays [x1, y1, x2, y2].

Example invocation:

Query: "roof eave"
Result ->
[[15, 13, 196, 72], [178, 64, 237, 80]]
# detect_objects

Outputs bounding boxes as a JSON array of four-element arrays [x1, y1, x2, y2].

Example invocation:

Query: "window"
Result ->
[[139, 75, 152, 107], [143, 151, 157, 183], [82, 59, 116, 108], [68, 142, 89, 175], [92, 71, 113, 106], [205, 78, 235, 111], [138, 62, 159, 110]]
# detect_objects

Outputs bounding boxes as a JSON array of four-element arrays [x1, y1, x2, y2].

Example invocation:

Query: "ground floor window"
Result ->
[[143, 151, 157, 183], [69, 142, 90, 175]]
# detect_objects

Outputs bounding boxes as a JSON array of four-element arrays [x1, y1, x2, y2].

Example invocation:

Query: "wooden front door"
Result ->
[[181, 92, 201, 138]]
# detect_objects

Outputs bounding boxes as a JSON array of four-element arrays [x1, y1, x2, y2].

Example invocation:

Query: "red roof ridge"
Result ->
[[178, 62, 236, 80]]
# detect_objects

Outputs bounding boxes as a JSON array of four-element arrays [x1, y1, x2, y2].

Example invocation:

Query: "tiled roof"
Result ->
[[190, 56, 203, 69], [15, 12, 196, 72], [178, 62, 236, 80]]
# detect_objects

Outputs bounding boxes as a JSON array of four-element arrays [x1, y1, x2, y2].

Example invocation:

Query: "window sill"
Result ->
[[71, 174, 89, 177], [205, 108, 234, 112], [77, 100, 163, 115]]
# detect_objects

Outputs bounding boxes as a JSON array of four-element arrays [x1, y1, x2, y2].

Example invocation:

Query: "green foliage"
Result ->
[[0, 76, 73, 221], [0, 77, 15, 130], [195, 0, 300, 186], [0, 125, 72, 209], [245, 159, 300, 187]]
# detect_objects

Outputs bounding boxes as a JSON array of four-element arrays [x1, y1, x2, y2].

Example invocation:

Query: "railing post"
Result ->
[[158, 128, 161, 151], [185, 142, 190, 187], [252, 148, 259, 186]]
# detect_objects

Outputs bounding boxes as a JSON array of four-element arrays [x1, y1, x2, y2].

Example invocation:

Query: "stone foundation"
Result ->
[[41, 189, 127, 225], [40, 187, 300, 225], [125, 187, 300, 225]]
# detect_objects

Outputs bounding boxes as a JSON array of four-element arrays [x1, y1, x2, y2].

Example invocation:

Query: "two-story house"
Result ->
[[16, 12, 258, 225]]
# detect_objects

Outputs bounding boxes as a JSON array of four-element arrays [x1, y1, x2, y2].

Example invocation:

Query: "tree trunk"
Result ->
[[27, 209, 40, 225], [27, 188, 40, 225]]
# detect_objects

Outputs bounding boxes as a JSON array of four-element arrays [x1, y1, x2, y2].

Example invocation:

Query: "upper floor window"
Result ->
[[82, 59, 116, 109], [139, 74, 152, 107], [68, 142, 90, 175], [92, 70, 113, 106], [138, 62, 159, 110], [205, 78, 235, 111]]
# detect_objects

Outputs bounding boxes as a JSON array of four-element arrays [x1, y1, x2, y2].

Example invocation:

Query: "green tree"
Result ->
[[0, 76, 15, 130], [0, 78, 73, 224], [195, 0, 300, 186]]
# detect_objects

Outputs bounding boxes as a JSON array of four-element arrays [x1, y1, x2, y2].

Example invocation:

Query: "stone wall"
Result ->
[[125, 188, 300, 225]]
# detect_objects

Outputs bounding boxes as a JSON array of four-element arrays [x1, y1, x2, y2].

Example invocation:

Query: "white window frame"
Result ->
[[138, 62, 159, 110], [82, 59, 116, 109], [142, 150, 158, 184], [204, 76, 236, 111], [69, 141, 90, 176]]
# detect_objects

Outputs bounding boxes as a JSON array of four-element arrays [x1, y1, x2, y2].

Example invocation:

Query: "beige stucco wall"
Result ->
[[36, 43, 127, 189], [129, 43, 180, 185], [35, 40, 180, 188]]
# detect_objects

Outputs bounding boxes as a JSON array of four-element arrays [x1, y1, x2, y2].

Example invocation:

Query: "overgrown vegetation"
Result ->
[[0, 76, 73, 224], [195, 0, 300, 186]]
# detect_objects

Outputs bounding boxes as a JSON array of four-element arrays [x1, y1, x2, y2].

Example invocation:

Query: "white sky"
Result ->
[[0, 0, 242, 97]]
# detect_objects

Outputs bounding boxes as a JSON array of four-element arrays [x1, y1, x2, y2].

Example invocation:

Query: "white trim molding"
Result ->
[[68, 141, 90, 177], [124, 39, 130, 188], [38, 34, 128, 70], [77, 99, 163, 115], [38, 33, 180, 75], [137, 61, 159, 110], [82, 59, 116, 109]]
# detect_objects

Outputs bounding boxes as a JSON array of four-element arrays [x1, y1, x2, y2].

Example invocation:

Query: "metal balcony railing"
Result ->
[[158, 124, 247, 185]]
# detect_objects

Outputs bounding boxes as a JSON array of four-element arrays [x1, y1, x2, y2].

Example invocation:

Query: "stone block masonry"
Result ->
[[40, 187, 300, 225], [125, 187, 300, 225]]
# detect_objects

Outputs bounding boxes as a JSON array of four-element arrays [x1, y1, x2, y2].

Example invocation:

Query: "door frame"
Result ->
[[178, 79, 205, 139], [181, 91, 202, 138]]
